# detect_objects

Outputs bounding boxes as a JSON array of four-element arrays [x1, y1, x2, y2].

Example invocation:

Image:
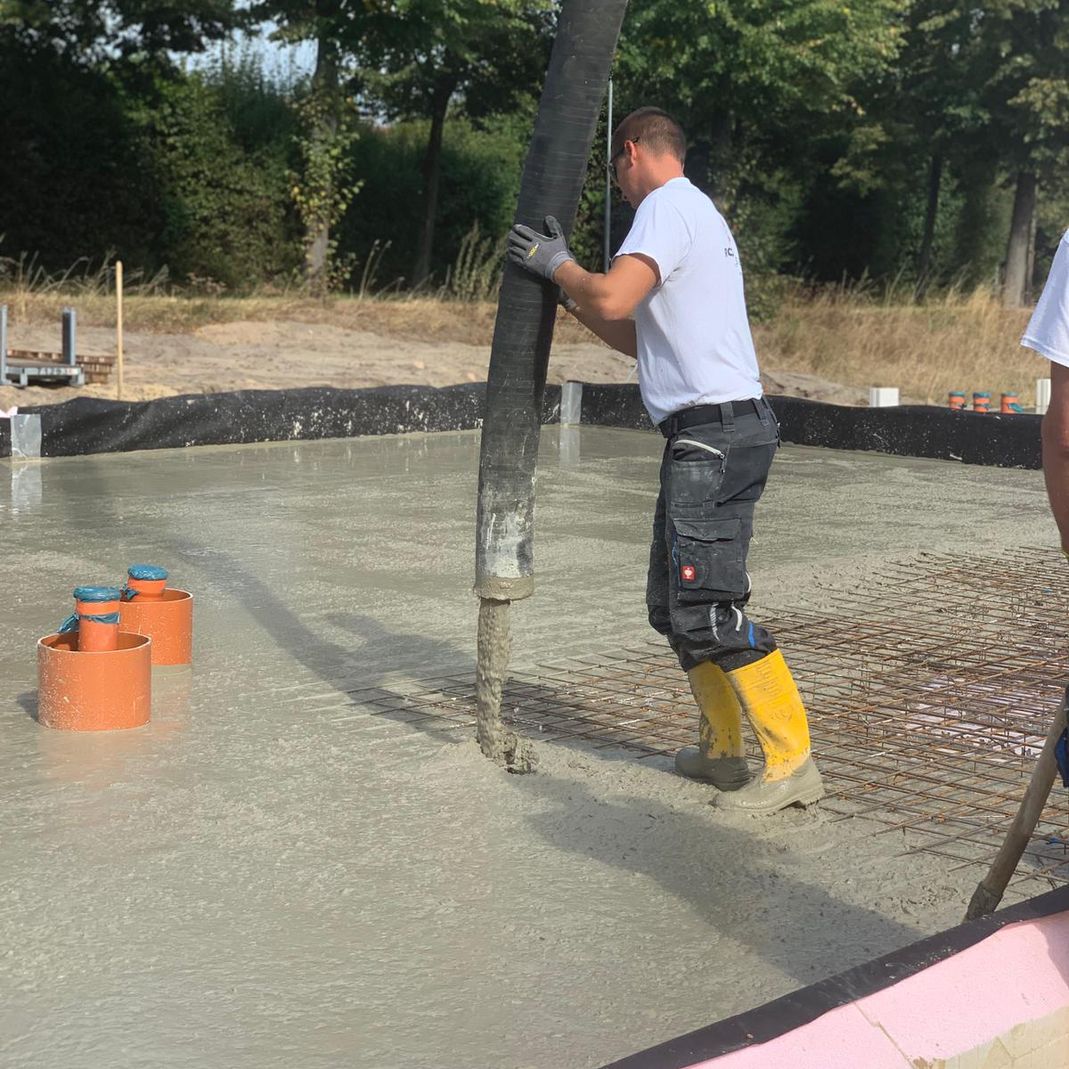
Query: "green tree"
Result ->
[[0, 0, 246, 62], [255, 0, 362, 293], [135, 63, 300, 288], [891, 1, 981, 290], [863, 0, 1069, 302], [827, 0, 990, 292], [339, 113, 528, 287], [976, 0, 1069, 305], [358, 0, 551, 287], [617, 0, 904, 198], [0, 0, 254, 275], [256, 0, 548, 290], [0, 34, 161, 269], [606, 0, 905, 291]]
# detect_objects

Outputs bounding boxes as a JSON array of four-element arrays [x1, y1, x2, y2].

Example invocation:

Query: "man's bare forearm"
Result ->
[[554, 254, 657, 324], [1042, 364, 1069, 551], [1043, 421, 1069, 551], [556, 261, 624, 319], [566, 304, 637, 358]]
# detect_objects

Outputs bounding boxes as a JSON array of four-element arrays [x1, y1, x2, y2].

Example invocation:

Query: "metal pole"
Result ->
[[0, 304, 7, 386], [604, 76, 613, 274], [62, 307, 76, 367], [116, 260, 124, 401]]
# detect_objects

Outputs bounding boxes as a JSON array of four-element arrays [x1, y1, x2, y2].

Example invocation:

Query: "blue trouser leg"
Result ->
[[646, 399, 780, 673]]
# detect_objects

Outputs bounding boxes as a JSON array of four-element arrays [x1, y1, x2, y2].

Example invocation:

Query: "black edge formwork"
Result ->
[[0, 383, 1042, 469]]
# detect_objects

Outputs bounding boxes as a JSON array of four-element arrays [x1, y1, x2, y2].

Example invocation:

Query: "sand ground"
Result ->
[[0, 427, 1057, 1069], [0, 319, 869, 412]]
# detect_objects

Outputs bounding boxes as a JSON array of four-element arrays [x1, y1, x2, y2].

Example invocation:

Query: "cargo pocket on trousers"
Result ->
[[672, 517, 746, 602], [667, 440, 727, 514]]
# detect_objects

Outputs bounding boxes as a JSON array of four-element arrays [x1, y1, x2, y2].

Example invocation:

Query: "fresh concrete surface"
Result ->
[[0, 427, 1058, 1069]]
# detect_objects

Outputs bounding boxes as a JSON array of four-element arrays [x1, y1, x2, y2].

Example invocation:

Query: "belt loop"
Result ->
[[756, 397, 769, 426], [719, 401, 734, 431]]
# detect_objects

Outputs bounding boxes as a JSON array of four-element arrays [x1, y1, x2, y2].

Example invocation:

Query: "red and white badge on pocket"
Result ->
[[681, 564, 697, 583]]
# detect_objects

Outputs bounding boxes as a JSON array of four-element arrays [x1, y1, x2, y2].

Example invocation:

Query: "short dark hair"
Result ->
[[611, 107, 686, 164]]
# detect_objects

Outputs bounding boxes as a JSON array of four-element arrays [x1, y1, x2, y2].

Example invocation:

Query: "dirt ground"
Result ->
[[0, 318, 870, 412]]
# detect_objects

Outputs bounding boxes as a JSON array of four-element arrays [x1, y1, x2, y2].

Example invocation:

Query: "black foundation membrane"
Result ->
[[0, 383, 1040, 470]]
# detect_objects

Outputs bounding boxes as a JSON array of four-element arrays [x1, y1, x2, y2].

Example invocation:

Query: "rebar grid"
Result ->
[[352, 548, 1069, 898]]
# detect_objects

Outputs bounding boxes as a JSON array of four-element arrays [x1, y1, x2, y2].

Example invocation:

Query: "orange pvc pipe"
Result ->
[[126, 576, 166, 599], [72, 590, 121, 653], [120, 589, 193, 666], [37, 631, 151, 731]]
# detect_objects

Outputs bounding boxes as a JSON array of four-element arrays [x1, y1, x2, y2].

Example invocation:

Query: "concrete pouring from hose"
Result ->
[[473, 0, 629, 769]]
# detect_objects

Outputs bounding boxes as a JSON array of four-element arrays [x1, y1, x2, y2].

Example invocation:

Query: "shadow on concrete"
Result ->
[[172, 540, 473, 747], [522, 766, 924, 996], [17, 690, 38, 721]]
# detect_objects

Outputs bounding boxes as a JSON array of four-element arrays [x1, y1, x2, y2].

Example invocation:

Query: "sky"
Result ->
[[188, 20, 317, 81]]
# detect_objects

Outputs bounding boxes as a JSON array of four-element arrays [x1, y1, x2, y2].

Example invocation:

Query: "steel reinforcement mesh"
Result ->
[[356, 548, 1069, 899]]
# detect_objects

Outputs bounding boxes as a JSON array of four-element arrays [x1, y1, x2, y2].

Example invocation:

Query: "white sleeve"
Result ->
[[1023, 230, 1069, 367], [615, 193, 692, 283]]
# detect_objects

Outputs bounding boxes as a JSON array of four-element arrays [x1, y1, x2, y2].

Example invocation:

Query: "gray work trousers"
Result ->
[[646, 397, 780, 673]]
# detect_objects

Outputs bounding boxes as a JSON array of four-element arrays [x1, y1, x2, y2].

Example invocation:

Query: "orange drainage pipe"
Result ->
[[69, 586, 122, 652], [38, 586, 151, 731], [1001, 392, 1023, 414], [948, 391, 966, 411], [119, 565, 193, 667], [972, 391, 991, 414]]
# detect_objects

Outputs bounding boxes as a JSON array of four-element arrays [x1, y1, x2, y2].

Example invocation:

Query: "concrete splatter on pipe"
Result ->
[[473, 0, 629, 770]]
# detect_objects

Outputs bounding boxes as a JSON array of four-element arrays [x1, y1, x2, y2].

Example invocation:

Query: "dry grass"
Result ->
[[0, 283, 1044, 404], [755, 286, 1041, 405], [0, 290, 593, 345]]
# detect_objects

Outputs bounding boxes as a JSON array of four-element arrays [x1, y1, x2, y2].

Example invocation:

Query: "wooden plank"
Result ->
[[4, 348, 113, 384], [6, 348, 114, 365]]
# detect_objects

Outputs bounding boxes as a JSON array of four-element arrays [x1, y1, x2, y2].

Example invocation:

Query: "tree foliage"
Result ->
[[135, 64, 301, 289], [5, 0, 1069, 300], [0, 0, 247, 61]]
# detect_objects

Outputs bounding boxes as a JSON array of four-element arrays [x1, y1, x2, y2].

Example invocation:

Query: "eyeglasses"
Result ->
[[608, 137, 640, 184]]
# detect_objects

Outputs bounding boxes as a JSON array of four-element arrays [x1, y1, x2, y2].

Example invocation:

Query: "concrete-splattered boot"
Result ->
[[716, 650, 824, 813], [675, 661, 751, 791]]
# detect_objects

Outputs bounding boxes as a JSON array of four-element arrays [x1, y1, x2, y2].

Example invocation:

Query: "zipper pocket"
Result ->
[[674, 438, 726, 469]]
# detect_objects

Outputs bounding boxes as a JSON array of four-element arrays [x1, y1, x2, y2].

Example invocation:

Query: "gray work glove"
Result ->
[[507, 215, 575, 281]]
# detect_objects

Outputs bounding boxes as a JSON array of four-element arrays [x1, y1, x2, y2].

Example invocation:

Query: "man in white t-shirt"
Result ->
[[1022, 230, 1069, 552], [507, 107, 823, 814]]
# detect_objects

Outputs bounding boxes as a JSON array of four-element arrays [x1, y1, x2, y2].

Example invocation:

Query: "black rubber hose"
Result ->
[[475, 0, 629, 600]]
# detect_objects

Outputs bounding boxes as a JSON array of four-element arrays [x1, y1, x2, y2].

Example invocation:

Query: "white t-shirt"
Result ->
[[1022, 229, 1069, 366], [615, 176, 762, 425]]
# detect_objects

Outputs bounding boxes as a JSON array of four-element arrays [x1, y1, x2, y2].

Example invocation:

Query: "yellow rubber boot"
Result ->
[[717, 650, 824, 813], [674, 662, 751, 790]]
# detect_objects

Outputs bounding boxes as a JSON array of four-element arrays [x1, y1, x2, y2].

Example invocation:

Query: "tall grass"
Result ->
[[755, 282, 1040, 405], [0, 257, 1043, 404], [0, 248, 169, 323], [439, 223, 505, 302]]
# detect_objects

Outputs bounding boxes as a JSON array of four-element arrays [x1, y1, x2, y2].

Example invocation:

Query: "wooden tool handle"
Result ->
[[965, 691, 1067, 921]]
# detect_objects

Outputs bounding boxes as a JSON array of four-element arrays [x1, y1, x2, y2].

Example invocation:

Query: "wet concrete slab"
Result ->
[[0, 428, 1057, 1069]]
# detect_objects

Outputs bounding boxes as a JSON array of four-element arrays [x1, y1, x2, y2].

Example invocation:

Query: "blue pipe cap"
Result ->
[[73, 585, 122, 602], [128, 564, 168, 581]]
